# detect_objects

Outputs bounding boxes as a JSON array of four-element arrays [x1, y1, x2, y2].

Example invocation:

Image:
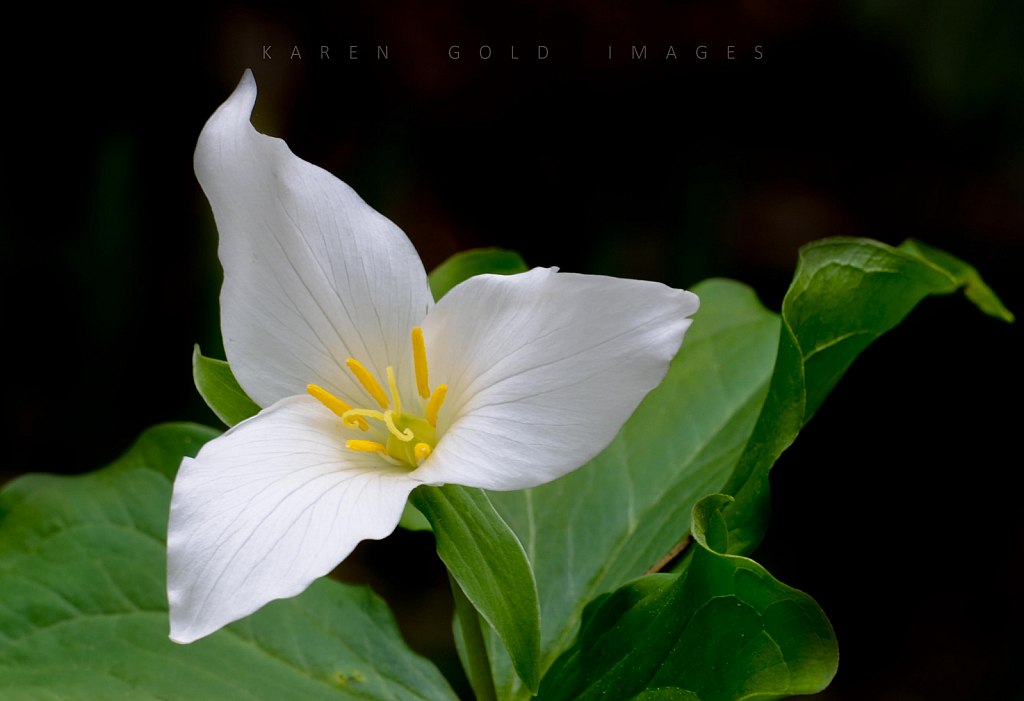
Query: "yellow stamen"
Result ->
[[307, 384, 368, 431], [383, 410, 414, 442], [345, 440, 389, 458], [412, 327, 430, 399], [346, 358, 389, 409], [386, 366, 402, 416], [426, 384, 447, 428], [341, 408, 386, 430], [414, 443, 431, 464]]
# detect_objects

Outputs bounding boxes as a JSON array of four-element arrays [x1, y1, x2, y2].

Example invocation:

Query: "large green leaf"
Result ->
[[482, 278, 782, 700], [481, 238, 1010, 699], [192, 344, 260, 427], [410, 486, 541, 695], [719, 237, 1014, 554], [536, 495, 838, 701], [0, 424, 459, 701]]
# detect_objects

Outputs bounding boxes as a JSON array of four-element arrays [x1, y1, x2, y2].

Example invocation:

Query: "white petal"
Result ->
[[413, 268, 699, 491], [194, 70, 432, 408], [167, 394, 420, 643]]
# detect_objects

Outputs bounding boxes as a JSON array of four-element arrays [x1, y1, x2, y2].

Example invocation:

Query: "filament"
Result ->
[[341, 408, 386, 430], [383, 410, 414, 442], [386, 366, 402, 416]]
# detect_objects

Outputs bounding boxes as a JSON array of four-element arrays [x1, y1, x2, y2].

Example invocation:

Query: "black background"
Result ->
[[4, 2, 1023, 699]]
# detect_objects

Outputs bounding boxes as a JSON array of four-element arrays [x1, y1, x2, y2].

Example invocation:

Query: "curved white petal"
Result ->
[[195, 70, 432, 408], [167, 394, 420, 643], [413, 268, 699, 491]]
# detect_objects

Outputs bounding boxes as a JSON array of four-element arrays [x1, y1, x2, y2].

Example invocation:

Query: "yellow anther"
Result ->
[[345, 440, 389, 458], [426, 384, 447, 428], [383, 410, 414, 442], [341, 408, 386, 430], [386, 366, 402, 416], [346, 358, 389, 409], [412, 327, 430, 399], [414, 443, 431, 464], [307, 384, 368, 431]]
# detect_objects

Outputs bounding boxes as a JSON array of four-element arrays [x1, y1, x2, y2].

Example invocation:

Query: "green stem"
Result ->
[[449, 571, 499, 701]]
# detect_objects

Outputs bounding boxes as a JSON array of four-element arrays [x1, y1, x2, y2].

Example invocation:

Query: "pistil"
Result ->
[[308, 327, 451, 468]]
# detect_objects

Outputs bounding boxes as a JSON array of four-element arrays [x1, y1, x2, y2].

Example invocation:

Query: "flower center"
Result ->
[[307, 327, 447, 469]]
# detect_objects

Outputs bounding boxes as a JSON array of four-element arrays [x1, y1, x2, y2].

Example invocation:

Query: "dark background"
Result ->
[[4, 2, 1022, 699]]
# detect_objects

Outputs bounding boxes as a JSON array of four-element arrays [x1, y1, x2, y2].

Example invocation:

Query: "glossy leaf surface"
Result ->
[[411, 485, 541, 694], [537, 495, 837, 701], [192, 344, 260, 427], [0, 424, 459, 701]]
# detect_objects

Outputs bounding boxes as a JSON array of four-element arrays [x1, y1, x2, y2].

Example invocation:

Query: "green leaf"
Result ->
[[0, 424, 459, 701], [536, 494, 838, 701], [483, 278, 782, 700], [482, 239, 1010, 699], [192, 344, 260, 427], [720, 237, 1014, 554], [450, 573, 500, 701], [399, 501, 434, 532], [410, 485, 542, 694], [628, 691, 700, 701], [428, 248, 528, 301], [899, 238, 1015, 322]]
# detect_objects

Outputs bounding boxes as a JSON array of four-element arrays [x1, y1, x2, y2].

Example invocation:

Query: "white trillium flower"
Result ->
[[167, 69, 700, 644]]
